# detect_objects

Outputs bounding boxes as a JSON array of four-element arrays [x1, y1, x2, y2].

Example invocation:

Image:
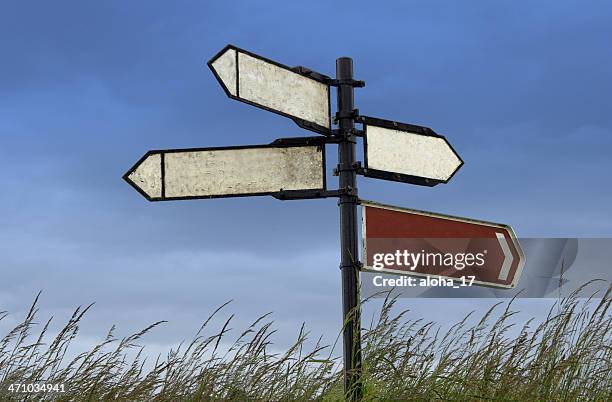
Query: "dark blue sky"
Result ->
[[1, 1, 611, 351]]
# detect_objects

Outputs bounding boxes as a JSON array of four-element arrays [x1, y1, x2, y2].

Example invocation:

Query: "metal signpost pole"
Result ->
[[336, 57, 362, 400]]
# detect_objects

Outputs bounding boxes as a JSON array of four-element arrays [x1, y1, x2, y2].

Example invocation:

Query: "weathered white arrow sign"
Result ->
[[124, 140, 326, 201], [208, 45, 331, 134], [358, 116, 463, 186]]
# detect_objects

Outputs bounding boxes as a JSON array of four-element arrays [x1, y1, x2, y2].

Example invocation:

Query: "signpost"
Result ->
[[357, 116, 463, 186], [124, 44, 523, 400], [362, 201, 525, 289], [208, 45, 331, 134], [123, 139, 327, 201]]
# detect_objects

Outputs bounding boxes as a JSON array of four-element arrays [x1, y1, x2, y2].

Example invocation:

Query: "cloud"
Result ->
[[1, 0, 611, 358]]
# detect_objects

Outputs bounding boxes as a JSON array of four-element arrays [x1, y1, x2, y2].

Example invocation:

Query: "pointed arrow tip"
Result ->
[[437, 136, 463, 182], [208, 46, 237, 97], [124, 152, 163, 201]]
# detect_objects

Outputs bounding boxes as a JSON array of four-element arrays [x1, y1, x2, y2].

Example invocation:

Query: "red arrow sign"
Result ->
[[362, 201, 525, 289]]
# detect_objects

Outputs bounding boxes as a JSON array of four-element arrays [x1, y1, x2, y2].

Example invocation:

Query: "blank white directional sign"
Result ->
[[360, 116, 463, 187], [124, 142, 326, 201], [208, 45, 331, 133]]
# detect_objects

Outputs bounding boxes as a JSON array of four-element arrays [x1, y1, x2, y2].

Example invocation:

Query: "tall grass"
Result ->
[[0, 283, 610, 401]]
